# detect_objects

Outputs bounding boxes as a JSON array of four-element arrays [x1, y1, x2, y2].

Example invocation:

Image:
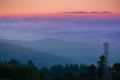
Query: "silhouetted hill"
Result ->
[[0, 41, 69, 68], [0, 38, 120, 65], [0, 38, 99, 64]]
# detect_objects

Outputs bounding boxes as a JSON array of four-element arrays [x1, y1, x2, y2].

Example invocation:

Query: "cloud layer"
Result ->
[[0, 16, 120, 42]]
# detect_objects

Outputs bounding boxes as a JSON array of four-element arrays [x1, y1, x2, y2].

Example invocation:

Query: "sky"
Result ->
[[0, 0, 120, 65], [0, 0, 120, 41], [0, 0, 120, 16]]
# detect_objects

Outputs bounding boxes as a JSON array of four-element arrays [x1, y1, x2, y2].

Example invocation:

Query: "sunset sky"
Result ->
[[0, 0, 120, 16]]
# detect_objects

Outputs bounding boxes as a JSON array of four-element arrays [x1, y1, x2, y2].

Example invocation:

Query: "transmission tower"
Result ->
[[102, 42, 112, 80]]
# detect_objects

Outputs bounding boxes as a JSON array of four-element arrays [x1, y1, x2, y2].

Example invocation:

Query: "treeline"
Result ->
[[0, 58, 120, 80]]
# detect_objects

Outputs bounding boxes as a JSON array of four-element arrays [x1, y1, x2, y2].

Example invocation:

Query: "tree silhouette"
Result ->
[[97, 55, 106, 79], [27, 60, 37, 69], [0, 58, 119, 80], [113, 63, 120, 80], [8, 59, 20, 65], [88, 64, 96, 80], [64, 72, 74, 80]]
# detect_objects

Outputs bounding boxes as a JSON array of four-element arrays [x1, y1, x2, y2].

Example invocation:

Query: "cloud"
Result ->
[[0, 16, 120, 41], [64, 11, 113, 14]]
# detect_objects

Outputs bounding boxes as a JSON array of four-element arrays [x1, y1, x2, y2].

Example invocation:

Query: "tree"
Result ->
[[64, 72, 75, 80], [88, 64, 96, 80], [113, 63, 120, 80], [97, 55, 106, 79], [50, 64, 64, 77], [27, 60, 37, 69], [8, 59, 20, 65]]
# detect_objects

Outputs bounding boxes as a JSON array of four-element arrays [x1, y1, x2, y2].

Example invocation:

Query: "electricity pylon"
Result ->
[[102, 42, 112, 80]]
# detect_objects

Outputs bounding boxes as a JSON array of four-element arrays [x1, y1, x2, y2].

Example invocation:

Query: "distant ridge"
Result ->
[[35, 38, 65, 43], [0, 41, 69, 68]]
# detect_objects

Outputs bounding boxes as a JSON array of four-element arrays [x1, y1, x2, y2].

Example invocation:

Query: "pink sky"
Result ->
[[0, 0, 120, 16]]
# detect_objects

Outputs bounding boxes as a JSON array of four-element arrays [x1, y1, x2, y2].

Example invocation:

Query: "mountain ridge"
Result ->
[[0, 41, 69, 68]]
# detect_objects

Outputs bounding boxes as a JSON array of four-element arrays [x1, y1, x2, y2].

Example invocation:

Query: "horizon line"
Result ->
[[0, 11, 120, 18]]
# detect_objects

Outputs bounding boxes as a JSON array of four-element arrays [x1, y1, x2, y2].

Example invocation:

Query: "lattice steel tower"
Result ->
[[102, 42, 111, 80]]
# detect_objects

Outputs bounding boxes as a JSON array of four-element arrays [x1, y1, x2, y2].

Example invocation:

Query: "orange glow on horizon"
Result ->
[[1, 12, 120, 19], [0, 0, 120, 16]]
